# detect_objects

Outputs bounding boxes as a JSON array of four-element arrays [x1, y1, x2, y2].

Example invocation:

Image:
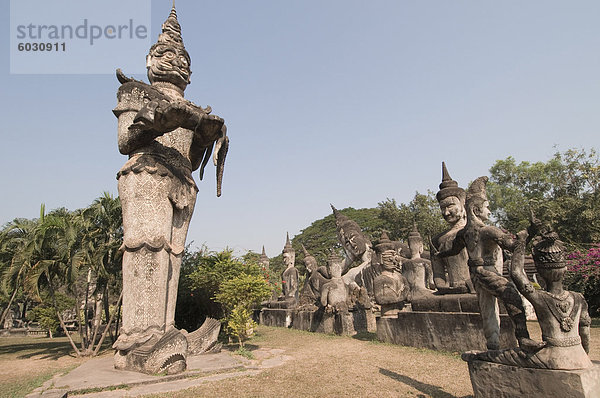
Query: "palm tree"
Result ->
[[0, 217, 38, 327]]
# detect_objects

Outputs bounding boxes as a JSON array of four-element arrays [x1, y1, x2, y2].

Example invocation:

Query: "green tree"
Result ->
[[487, 148, 600, 249], [377, 191, 446, 248], [290, 207, 385, 275], [214, 273, 271, 347]]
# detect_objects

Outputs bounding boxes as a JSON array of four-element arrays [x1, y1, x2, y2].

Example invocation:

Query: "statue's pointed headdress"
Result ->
[[283, 232, 294, 254], [408, 223, 422, 240], [529, 210, 566, 269], [374, 230, 396, 254], [466, 176, 488, 204], [147, 2, 191, 86], [436, 162, 466, 203]]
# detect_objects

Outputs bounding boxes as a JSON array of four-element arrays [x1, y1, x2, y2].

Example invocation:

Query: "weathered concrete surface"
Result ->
[[259, 308, 294, 328], [259, 308, 373, 335], [467, 359, 600, 398], [27, 348, 291, 398], [376, 312, 517, 352]]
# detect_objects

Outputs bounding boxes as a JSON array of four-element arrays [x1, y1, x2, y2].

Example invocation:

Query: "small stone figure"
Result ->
[[280, 233, 299, 306], [436, 177, 538, 351], [402, 224, 434, 297], [112, 4, 228, 375], [258, 246, 270, 272], [298, 245, 328, 309], [373, 234, 411, 317], [464, 214, 593, 370], [320, 252, 349, 313], [431, 162, 473, 294]]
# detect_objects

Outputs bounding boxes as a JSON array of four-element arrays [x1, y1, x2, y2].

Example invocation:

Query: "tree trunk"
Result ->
[[92, 290, 122, 357], [0, 285, 20, 328], [46, 271, 81, 357]]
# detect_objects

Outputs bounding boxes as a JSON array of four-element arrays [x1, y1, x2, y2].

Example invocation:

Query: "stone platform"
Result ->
[[376, 311, 517, 352], [258, 307, 376, 335], [466, 359, 600, 398], [26, 348, 291, 398]]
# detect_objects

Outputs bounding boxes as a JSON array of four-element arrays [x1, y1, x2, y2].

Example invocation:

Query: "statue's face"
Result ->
[[409, 239, 423, 257], [304, 257, 317, 273], [439, 196, 465, 224], [147, 44, 191, 90], [329, 261, 342, 278], [283, 251, 295, 268], [476, 200, 491, 221], [380, 250, 398, 271]]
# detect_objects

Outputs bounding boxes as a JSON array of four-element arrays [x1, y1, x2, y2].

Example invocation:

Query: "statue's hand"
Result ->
[[154, 100, 192, 132]]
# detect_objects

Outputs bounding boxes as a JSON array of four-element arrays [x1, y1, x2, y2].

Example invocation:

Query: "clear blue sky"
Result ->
[[1, 0, 599, 257]]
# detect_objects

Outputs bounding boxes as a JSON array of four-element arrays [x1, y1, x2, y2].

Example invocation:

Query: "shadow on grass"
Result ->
[[379, 368, 473, 398], [0, 340, 77, 360]]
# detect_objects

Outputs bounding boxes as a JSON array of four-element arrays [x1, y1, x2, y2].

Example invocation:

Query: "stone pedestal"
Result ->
[[466, 360, 600, 398], [258, 307, 373, 336], [376, 312, 517, 352], [259, 308, 293, 328]]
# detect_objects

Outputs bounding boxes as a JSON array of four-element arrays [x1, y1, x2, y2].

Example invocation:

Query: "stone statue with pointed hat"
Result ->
[[280, 233, 299, 305], [463, 211, 593, 371], [435, 176, 539, 352], [373, 231, 411, 317], [259, 246, 270, 271], [431, 162, 473, 294], [402, 223, 435, 297], [320, 251, 350, 313], [298, 245, 329, 309], [112, 3, 229, 375]]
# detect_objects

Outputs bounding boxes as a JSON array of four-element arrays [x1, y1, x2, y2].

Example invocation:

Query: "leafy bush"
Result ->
[[565, 245, 600, 316], [215, 273, 271, 347]]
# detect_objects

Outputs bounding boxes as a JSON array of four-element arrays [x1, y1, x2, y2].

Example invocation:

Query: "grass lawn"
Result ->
[[1, 320, 599, 398], [0, 334, 112, 398]]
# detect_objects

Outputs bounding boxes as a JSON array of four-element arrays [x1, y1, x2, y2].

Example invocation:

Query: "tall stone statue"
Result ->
[[112, 4, 228, 374], [464, 214, 593, 370], [431, 162, 473, 294], [435, 177, 539, 351], [402, 224, 434, 297], [280, 233, 299, 306]]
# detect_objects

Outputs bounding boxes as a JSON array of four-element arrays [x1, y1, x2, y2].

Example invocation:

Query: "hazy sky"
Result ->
[[1, 0, 599, 257]]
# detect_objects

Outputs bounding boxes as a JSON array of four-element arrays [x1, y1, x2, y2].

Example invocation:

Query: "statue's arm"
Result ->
[[435, 231, 465, 258], [483, 226, 518, 251], [509, 230, 537, 300], [579, 295, 591, 354]]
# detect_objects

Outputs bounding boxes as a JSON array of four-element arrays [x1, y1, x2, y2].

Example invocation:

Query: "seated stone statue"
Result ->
[[402, 224, 434, 298], [464, 214, 592, 370], [320, 252, 350, 313], [373, 236, 411, 317], [265, 233, 299, 309], [298, 244, 329, 309]]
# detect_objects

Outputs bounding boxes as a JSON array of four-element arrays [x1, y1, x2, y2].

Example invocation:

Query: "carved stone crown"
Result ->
[[436, 162, 466, 203], [530, 213, 566, 269], [327, 250, 342, 265], [408, 223, 422, 243], [149, 4, 190, 64], [282, 232, 294, 254], [466, 176, 488, 204], [375, 231, 396, 254]]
